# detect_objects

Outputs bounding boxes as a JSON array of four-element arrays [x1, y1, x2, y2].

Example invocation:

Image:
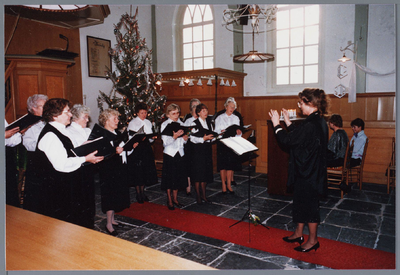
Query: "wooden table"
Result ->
[[6, 205, 215, 270]]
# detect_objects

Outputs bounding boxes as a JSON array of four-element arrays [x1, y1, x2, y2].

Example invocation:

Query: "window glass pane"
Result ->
[[183, 7, 192, 25], [290, 66, 303, 84], [198, 4, 206, 14], [204, 5, 213, 21], [305, 65, 318, 83], [277, 49, 289, 66], [193, 26, 203, 42], [290, 27, 304, 47], [183, 43, 192, 58], [277, 67, 289, 85], [193, 5, 202, 24], [277, 30, 289, 48], [304, 45, 318, 64], [305, 5, 319, 25], [290, 47, 303, 66], [204, 40, 213, 56], [193, 42, 203, 57], [290, 7, 304, 28], [193, 58, 203, 70], [203, 24, 213, 40], [204, 57, 213, 69], [184, 59, 192, 71], [183, 27, 192, 43], [305, 25, 319, 45], [276, 10, 289, 29]]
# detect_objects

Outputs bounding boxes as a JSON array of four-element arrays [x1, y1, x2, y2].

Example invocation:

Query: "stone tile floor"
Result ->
[[93, 167, 396, 270]]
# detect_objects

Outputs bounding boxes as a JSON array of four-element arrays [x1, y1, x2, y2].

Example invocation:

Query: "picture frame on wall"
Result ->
[[87, 36, 112, 78]]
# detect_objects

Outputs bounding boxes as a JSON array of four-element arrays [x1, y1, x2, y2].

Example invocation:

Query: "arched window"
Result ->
[[181, 5, 214, 71]]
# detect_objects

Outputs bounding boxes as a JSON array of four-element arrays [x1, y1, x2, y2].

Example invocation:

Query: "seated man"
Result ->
[[349, 118, 368, 167], [327, 114, 349, 167]]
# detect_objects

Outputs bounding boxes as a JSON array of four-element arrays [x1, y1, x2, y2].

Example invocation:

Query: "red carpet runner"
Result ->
[[117, 202, 395, 269]]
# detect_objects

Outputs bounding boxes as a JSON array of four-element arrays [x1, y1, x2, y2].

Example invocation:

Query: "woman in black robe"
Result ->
[[269, 88, 329, 253]]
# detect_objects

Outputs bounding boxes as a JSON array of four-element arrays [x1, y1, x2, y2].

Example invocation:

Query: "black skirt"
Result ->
[[216, 140, 242, 171], [99, 154, 131, 213], [292, 181, 320, 223], [127, 141, 158, 187], [161, 152, 187, 191], [190, 142, 213, 183]]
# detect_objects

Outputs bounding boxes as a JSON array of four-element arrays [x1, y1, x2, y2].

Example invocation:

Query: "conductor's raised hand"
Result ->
[[85, 150, 104, 164], [268, 109, 280, 127], [282, 108, 292, 127]]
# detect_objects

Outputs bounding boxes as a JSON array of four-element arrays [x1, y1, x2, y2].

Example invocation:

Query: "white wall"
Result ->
[[79, 4, 396, 125], [79, 5, 153, 126]]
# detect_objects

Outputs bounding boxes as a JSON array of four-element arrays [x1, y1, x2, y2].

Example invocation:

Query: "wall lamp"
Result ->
[[338, 41, 356, 63]]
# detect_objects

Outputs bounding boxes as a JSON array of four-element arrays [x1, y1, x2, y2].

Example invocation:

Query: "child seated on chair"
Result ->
[[349, 118, 368, 167]]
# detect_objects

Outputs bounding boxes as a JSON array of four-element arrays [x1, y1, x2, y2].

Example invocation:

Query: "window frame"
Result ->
[[267, 4, 325, 94], [178, 4, 215, 71]]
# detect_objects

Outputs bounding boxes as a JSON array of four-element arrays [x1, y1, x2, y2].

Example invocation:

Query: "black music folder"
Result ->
[[220, 136, 258, 156], [222, 124, 252, 138], [88, 123, 118, 141], [160, 122, 195, 136], [123, 126, 153, 150], [6, 113, 42, 131], [190, 128, 220, 138], [71, 136, 115, 158]]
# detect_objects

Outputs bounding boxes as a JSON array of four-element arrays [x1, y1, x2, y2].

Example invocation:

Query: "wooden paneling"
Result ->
[[159, 69, 395, 185], [6, 56, 73, 120]]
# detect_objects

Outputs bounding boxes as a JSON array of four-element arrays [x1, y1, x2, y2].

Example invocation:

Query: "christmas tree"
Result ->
[[98, 8, 167, 132]]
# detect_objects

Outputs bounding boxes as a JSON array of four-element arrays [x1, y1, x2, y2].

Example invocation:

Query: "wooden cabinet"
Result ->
[[5, 55, 74, 120]]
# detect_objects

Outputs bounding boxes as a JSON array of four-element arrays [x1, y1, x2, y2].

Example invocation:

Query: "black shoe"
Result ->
[[167, 202, 175, 210], [142, 194, 149, 202], [196, 197, 203, 205], [173, 201, 184, 208], [231, 181, 237, 186], [105, 226, 118, 236], [222, 191, 227, 195], [227, 189, 235, 194], [294, 242, 320, 252], [202, 198, 212, 204], [186, 192, 192, 196], [136, 194, 144, 204], [283, 236, 304, 245]]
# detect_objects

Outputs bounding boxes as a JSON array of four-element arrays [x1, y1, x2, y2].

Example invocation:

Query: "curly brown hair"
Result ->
[[42, 98, 71, 122], [298, 88, 330, 116]]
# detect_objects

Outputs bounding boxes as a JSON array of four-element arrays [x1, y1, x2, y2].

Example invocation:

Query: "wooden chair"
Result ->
[[348, 138, 369, 190], [327, 141, 351, 198], [386, 137, 396, 193]]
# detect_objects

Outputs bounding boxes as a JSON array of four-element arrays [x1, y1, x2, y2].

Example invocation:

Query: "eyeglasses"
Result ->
[[62, 110, 71, 114], [297, 101, 303, 108]]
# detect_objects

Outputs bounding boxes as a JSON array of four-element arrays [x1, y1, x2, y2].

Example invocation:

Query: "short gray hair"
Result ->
[[27, 94, 48, 113], [224, 97, 237, 109], [70, 104, 91, 122], [99, 109, 120, 127]]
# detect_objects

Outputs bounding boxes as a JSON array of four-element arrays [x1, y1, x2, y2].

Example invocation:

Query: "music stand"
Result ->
[[219, 137, 269, 241]]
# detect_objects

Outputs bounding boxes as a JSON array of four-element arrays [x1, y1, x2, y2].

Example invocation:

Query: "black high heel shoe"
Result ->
[[294, 242, 320, 252], [142, 193, 149, 202], [227, 189, 235, 195], [167, 201, 175, 210], [105, 225, 118, 236], [136, 194, 144, 204], [202, 197, 212, 204], [283, 236, 304, 245], [173, 201, 184, 208]]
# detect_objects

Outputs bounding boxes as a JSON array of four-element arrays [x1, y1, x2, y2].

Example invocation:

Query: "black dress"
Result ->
[[274, 112, 328, 223], [190, 118, 214, 183], [127, 139, 158, 187], [98, 131, 130, 213]]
